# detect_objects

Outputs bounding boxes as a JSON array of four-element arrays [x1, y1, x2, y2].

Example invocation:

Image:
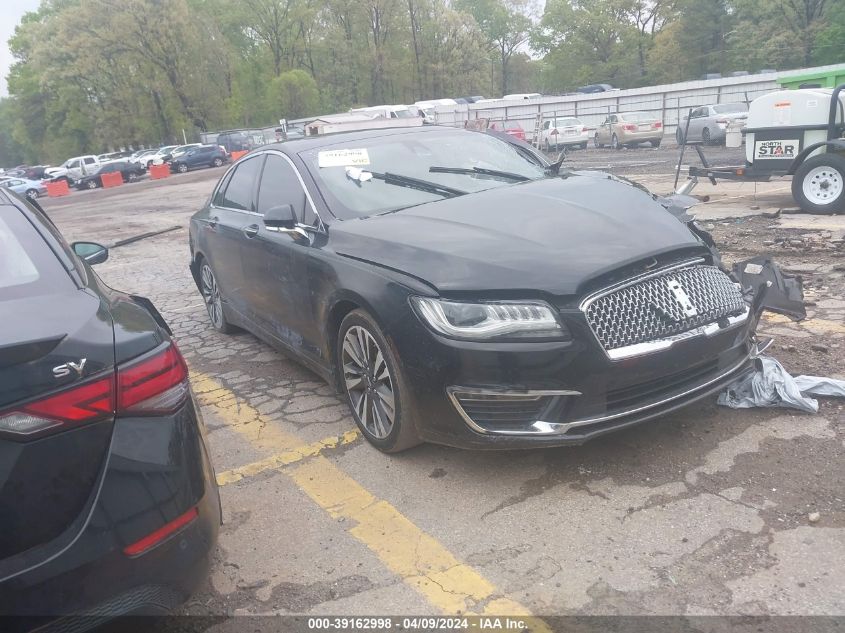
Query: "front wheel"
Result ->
[[651, 139, 662, 148], [792, 153, 845, 215], [611, 134, 621, 150], [86, 180, 98, 190], [337, 310, 421, 453], [25, 188, 38, 200], [594, 134, 603, 149], [177, 163, 188, 173], [212, 157, 223, 167], [702, 127, 712, 145], [199, 260, 236, 333]]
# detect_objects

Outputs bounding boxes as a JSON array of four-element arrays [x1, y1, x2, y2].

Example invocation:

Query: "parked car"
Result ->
[[44, 155, 101, 183], [488, 120, 526, 141], [540, 117, 590, 151], [502, 93, 541, 100], [189, 126, 753, 453], [23, 165, 48, 180], [153, 143, 202, 165], [97, 151, 132, 162], [170, 145, 229, 173], [0, 189, 219, 620], [128, 149, 157, 165], [146, 145, 179, 168], [0, 176, 48, 200], [594, 112, 664, 149], [576, 84, 614, 94], [74, 160, 145, 190], [677, 103, 749, 145]]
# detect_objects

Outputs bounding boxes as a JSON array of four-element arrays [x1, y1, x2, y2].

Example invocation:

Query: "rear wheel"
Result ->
[[177, 163, 188, 173], [579, 142, 588, 150], [25, 188, 38, 200], [199, 260, 235, 333], [212, 157, 223, 167], [594, 133, 603, 149], [337, 310, 421, 453], [792, 153, 845, 215], [651, 139, 662, 148]]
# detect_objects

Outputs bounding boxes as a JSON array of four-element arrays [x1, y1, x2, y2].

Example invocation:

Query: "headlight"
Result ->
[[411, 297, 570, 341]]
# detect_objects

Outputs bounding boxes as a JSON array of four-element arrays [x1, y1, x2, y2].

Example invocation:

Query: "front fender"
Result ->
[[788, 139, 845, 174]]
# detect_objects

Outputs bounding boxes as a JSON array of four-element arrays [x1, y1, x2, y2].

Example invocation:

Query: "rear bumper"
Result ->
[[0, 392, 220, 620]]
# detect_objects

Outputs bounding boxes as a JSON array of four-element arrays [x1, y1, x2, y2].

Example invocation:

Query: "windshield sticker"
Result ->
[[318, 149, 370, 167]]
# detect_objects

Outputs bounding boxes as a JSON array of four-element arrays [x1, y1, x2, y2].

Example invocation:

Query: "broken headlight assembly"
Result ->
[[411, 297, 570, 341]]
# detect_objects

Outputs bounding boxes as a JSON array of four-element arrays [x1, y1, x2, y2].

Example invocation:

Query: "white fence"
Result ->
[[432, 63, 845, 140]]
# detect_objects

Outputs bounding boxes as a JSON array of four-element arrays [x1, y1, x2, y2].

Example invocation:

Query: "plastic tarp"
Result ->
[[718, 355, 845, 413]]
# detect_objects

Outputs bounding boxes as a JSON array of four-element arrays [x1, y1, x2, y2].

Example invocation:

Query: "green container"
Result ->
[[778, 65, 845, 90]]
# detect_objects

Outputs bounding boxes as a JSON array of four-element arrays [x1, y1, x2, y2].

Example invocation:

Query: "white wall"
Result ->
[[433, 63, 845, 139]]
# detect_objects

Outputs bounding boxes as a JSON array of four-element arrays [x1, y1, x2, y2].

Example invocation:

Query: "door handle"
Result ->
[[243, 224, 260, 238], [208, 215, 219, 229]]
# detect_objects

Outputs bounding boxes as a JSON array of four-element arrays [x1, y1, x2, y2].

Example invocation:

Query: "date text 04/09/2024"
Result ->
[[306, 617, 531, 630]]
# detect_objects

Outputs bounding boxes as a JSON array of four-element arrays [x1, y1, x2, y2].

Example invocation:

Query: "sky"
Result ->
[[0, 0, 41, 96]]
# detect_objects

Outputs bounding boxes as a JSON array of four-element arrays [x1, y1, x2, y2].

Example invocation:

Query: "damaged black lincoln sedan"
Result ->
[[189, 126, 761, 452]]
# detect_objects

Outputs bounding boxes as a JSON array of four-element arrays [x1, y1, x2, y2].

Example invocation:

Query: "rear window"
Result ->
[[713, 103, 748, 114], [620, 112, 651, 122], [0, 205, 73, 299], [554, 118, 581, 127]]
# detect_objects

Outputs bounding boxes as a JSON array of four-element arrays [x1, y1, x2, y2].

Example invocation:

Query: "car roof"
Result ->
[[246, 125, 457, 156]]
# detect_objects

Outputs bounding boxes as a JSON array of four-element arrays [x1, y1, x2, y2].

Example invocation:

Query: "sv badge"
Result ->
[[53, 358, 87, 378]]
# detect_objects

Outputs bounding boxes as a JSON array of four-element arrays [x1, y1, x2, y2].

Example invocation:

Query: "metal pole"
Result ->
[[182, 129, 187, 144]]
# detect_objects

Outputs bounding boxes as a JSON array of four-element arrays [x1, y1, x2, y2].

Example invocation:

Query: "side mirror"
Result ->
[[72, 241, 109, 265], [263, 204, 296, 230]]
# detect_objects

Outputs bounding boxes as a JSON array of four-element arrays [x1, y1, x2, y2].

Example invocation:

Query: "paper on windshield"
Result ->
[[318, 149, 370, 168]]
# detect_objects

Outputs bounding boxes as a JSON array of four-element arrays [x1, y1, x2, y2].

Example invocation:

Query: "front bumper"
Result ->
[[389, 305, 753, 449], [0, 392, 220, 620]]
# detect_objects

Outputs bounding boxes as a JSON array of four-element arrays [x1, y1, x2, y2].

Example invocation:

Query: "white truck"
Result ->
[[677, 84, 845, 214], [44, 155, 102, 184]]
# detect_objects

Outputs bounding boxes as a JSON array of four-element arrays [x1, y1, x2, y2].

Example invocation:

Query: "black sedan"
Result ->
[[0, 189, 219, 619], [189, 126, 757, 452], [170, 145, 228, 174], [74, 160, 145, 190]]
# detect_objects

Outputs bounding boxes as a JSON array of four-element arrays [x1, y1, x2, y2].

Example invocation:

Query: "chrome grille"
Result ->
[[583, 264, 746, 352]]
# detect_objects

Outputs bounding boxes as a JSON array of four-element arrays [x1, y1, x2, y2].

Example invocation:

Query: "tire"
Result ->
[[702, 127, 711, 145], [337, 309, 422, 453], [611, 134, 620, 150], [579, 142, 588, 150], [177, 163, 188, 173], [199, 259, 235, 333], [791, 153, 845, 215], [127, 172, 138, 182], [651, 139, 662, 148], [86, 180, 98, 190], [594, 134, 603, 149], [25, 188, 38, 200], [212, 157, 223, 167], [676, 128, 685, 145]]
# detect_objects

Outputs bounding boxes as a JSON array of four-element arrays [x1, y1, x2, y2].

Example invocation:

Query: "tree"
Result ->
[[271, 69, 320, 118], [455, 0, 532, 95]]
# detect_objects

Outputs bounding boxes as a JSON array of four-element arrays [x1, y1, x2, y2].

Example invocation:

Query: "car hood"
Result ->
[[330, 174, 707, 296]]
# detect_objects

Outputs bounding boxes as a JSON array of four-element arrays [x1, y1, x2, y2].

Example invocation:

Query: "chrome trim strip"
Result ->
[[606, 308, 749, 360], [446, 388, 581, 436], [449, 352, 751, 436]]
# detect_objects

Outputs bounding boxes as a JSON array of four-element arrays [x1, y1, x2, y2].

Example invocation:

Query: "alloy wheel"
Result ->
[[341, 325, 395, 439], [26, 189, 38, 200], [200, 263, 225, 329]]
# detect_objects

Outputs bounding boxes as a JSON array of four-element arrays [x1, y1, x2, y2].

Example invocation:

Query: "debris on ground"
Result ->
[[732, 255, 807, 321], [718, 355, 845, 413]]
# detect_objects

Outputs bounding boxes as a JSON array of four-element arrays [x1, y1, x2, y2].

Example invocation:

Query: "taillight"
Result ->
[[117, 344, 189, 414], [654, 122, 663, 128], [0, 376, 114, 436], [716, 118, 728, 125], [123, 506, 198, 556], [623, 124, 637, 131]]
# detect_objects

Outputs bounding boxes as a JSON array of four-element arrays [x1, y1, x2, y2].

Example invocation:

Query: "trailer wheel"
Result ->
[[792, 154, 845, 215]]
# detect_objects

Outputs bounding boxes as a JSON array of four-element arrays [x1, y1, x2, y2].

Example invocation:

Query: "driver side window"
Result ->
[[256, 154, 307, 220]]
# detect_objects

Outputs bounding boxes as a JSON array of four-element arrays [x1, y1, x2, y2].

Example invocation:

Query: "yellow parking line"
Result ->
[[215, 429, 360, 486], [763, 313, 845, 335], [191, 370, 550, 629]]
